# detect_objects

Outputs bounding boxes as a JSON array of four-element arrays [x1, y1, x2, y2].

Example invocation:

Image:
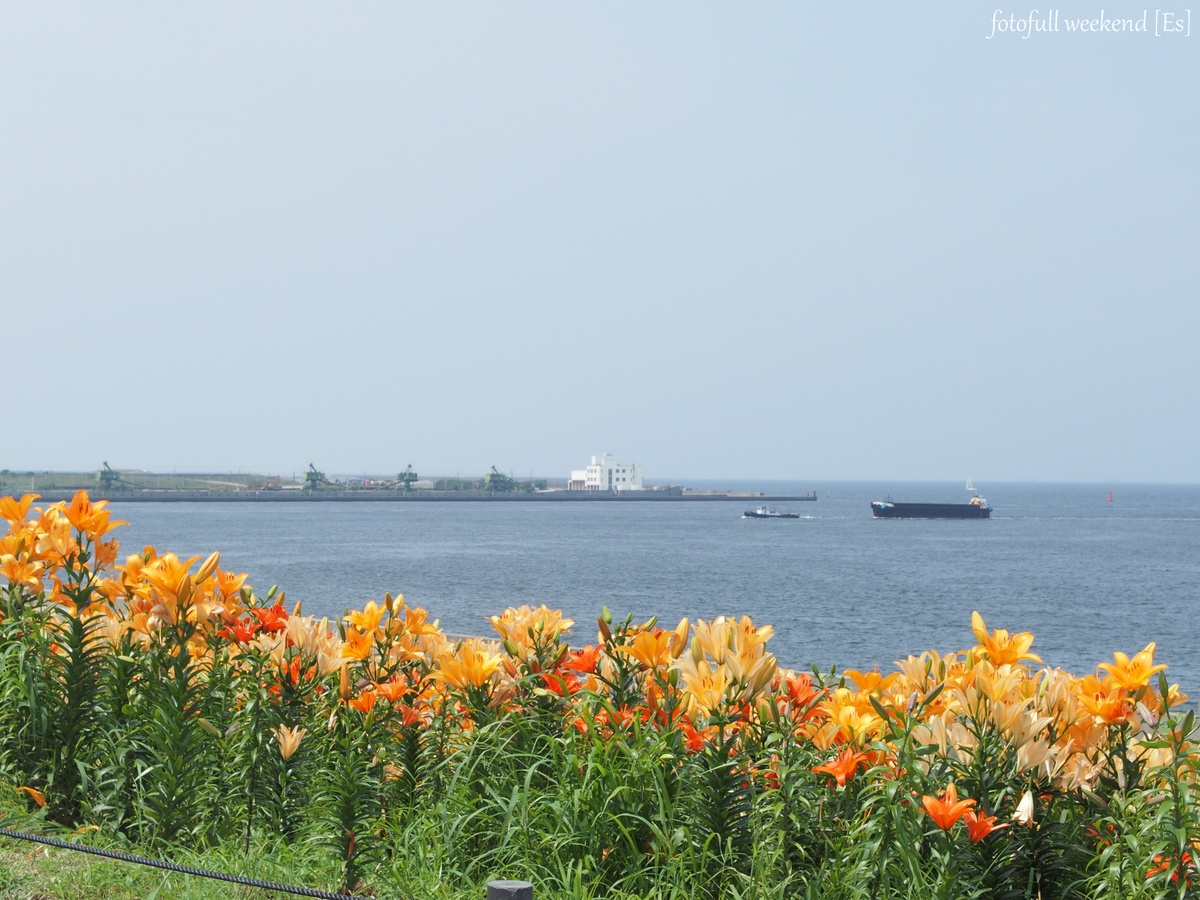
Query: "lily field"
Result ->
[[0, 491, 1197, 899]]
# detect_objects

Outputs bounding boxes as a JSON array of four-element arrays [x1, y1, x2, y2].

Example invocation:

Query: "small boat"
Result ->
[[743, 505, 800, 519]]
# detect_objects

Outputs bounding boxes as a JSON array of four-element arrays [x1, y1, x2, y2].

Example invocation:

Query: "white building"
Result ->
[[568, 453, 643, 491]]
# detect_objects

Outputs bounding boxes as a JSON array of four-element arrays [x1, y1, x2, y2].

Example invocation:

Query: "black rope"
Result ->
[[0, 827, 369, 899]]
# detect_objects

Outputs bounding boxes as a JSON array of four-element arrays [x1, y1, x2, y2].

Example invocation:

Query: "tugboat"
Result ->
[[743, 505, 800, 519], [870, 485, 992, 519]]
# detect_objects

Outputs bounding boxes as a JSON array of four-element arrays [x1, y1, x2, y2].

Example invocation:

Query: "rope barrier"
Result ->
[[0, 827, 370, 899]]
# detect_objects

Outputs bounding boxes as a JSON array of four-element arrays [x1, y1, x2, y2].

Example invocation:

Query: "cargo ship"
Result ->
[[870, 486, 992, 519]]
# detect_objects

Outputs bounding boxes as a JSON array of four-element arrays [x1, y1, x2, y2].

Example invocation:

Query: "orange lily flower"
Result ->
[[214, 568, 249, 599], [17, 786, 47, 807], [398, 703, 426, 728], [36, 514, 79, 566], [564, 645, 602, 673], [375, 679, 408, 703], [679, 719, 708, 752], [0, 494, 40, 526], [963, 808, 1007, 842], [541, 671, 582, 697], [62, 490, 127, 540], [218, 620, 260, 644], [253, 602, 289, 634], [397, 603, 439, 636], [93, 538, 121, 570], [813, 748, 870, 787], [1147, 851, 1196, 886], [922, 783, 975, 830]]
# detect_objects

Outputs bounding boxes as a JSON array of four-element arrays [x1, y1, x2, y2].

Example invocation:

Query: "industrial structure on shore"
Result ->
[[2, 460, 816, 504], [567, 453, 643, 492]]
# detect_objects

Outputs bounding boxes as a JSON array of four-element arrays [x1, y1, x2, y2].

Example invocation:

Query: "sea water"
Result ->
[[108, 481, 1200, 696]]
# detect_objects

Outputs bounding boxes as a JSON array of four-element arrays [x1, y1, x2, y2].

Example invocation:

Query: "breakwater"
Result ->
[[32, 489, 819, 503]]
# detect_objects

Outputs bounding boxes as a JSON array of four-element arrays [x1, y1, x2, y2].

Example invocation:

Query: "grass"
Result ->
[[0, 806, 359, 900]]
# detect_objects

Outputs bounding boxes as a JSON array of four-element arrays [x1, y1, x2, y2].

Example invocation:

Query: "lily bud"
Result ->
[[670, 618, 690, 658], [746, 656, 778, 699], [194, 551, 220, 584], [1013, 790, 1035, 826], [552, 643, 570, 669]]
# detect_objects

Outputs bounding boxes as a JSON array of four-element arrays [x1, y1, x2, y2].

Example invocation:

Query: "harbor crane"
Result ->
[[304, 464, 329, 490]]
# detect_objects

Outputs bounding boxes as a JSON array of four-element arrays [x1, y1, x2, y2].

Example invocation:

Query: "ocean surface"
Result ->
[[107, 481, 1200, 697]]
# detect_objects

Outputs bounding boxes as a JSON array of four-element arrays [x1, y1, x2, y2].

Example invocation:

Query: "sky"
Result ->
[[2, 3, 1197, 483]]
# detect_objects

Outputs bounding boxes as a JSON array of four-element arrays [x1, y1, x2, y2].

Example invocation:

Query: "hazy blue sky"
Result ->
[[3, 4, 1196, 483]]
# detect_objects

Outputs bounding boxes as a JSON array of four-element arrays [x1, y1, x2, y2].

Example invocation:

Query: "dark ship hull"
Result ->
[[870, 500, 991, 519]]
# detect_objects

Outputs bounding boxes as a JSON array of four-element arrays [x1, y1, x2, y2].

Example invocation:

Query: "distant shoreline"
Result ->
[[28, 489, 818, 504]]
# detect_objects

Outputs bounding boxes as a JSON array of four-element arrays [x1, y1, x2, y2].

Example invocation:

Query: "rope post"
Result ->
[[487, 879, 533, 900]]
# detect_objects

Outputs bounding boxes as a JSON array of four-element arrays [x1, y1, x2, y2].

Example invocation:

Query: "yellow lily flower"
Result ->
[[430, 640, 503, 690], [1097, 643, 1168, 692], [345, 600, 386, 638], [971, 612, 1041, 666], [342, 627, 374, 661], [845, 668, 900, 694], [275, 724, 306, 761], [488, 605, 574, 659], [612, 629, 674, 670], [678, 663, 732, 718], [0, 554, 44, 593]]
